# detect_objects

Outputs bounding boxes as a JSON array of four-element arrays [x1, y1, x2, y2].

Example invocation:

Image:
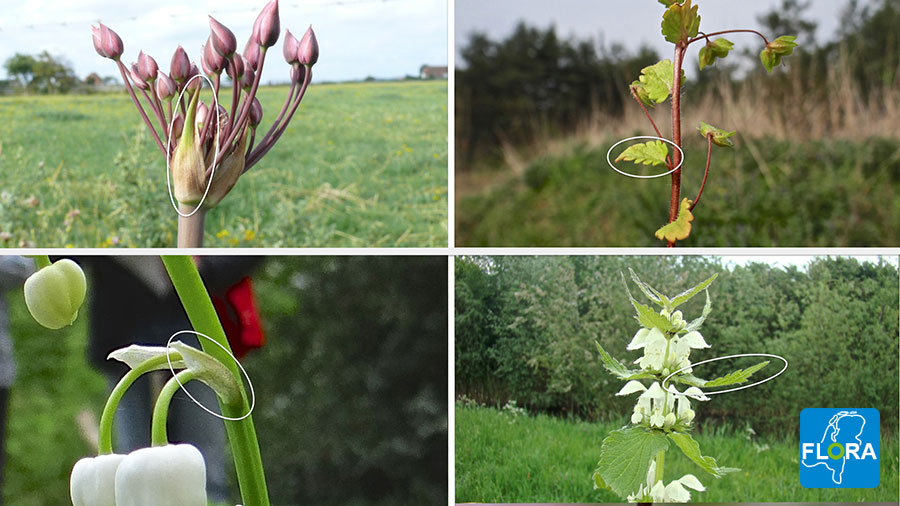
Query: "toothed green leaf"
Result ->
[[597, 428, 670, 497], [670, 273, 718, 309], [661, 0, 700, 44], [703, 360, 770, 388], [669, 432, 741, 477], [684, 289, 712, 332], [636, 59, 683, 104], [595, 341, 637, 379], [655, 198, 694, 242], [698, 121, 736, 148], [629, 267, 671, 307], [615, 140, 669, 167]]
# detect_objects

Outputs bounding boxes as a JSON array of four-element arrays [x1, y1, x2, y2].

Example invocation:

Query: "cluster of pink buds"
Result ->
[[91, 0, 318, 210]]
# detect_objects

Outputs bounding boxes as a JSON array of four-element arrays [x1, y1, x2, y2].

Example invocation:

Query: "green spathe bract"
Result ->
[[592, 270, 767, 502]]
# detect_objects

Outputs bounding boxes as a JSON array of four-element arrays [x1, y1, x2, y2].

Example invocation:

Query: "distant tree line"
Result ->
[[455, 256, 898, 437], [2, 51, 81, 94], [456, 0, 900, 168]]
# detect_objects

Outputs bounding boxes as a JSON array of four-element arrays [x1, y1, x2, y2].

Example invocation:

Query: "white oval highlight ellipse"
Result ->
[[662, 353, 788, 396], [606, 135, 685, 179], [165, 330, 256, 421], [165, 74, 220, 217]]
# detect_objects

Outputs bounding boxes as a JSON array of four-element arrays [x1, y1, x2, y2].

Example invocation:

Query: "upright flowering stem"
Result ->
[[668, 44, 686, 248], [161, 256, 270, 506], [177, 207, 208, 248]]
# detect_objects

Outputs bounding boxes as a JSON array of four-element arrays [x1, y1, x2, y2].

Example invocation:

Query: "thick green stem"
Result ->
[[161, 256, 270, 506], [654, 449, 666, 484], [151, 370, 197, 446], [98, 354, 182, 455], [32, 256, 51, 269]]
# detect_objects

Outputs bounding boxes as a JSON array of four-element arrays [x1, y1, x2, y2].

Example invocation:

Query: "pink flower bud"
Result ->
[[291, 64, 306, 83], [202, 39, 227, 75], [226, 53, 244, 81], [243, 37, 260, 71], [297, 25, 318, 66], [136, 51, 158, 82], [171, 114, 184, 139], [249, 97, 262, 127], [240, 60, 255, 90], [283, 29, 300, 65], [92, 23, 123, 60], [156, 72, 176, 101], [209, 16, 237, 57], [130, 63, 150, 91], [196, 101, 209, 126], [185, 63, 201, 91], [170, 46, 191, 83], [254, 0, 280, 48]]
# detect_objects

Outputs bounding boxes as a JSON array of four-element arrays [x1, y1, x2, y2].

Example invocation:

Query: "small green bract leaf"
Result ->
[[668, 432, 740, 477], [661, 0, 700, 44], [23, 259, 87, 330], [631, 80, 654, 108], [632, 299, 673, 333], [615, 140, 669, 167], [596, 428, 670, 497], [655, 198, 694, 242], [636, 59, 682, 104], [595, 341, 637, 379], [703, 360, 770, 388], [169, 341, 245, 408], [684, 289, 712, 332], [698, 37, 734, 69], [670, 273, 718, 308], [698, 121, 736, 148], [628, 268, 671, 307], [760, 35, 798, 72]]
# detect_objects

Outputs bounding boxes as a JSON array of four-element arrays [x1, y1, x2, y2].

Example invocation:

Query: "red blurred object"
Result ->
[[212, 277, 265, 359]]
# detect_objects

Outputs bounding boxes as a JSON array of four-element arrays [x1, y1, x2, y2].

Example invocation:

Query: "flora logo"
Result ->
[[800, 408, 880, 488]]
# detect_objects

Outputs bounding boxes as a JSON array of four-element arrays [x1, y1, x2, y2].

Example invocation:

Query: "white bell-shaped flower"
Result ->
[[637, 332, 668, 371], [664, 474, 706, 502], [616, 380, 647, 396]]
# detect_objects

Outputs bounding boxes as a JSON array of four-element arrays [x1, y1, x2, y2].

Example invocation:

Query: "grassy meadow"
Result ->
[[455, 404, 899, 503], [0, 80, 447, 247]]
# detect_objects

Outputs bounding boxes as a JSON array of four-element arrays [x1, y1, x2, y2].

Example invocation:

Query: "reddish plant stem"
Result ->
[[689, 134, 713, 212], [245, 68, 311, 169], [688, 29, 769, 47], [149, 81, 168, 134], [667, 43, 686, 248], [218, 48, 267, 159], [253, 78, 298, 153], [115, 60, 166, 154], [227, 60, 240, 130], [139, 87, 166, 139], [629, 87, 672, 167]]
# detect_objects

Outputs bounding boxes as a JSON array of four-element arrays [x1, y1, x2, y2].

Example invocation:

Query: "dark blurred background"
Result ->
[[3, 256, 447, 506], [455, 255, 898, 437], [455, 0, 900, 246]]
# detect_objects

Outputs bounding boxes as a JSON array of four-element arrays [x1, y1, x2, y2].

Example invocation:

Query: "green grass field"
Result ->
[[455, 405, 899, 503], [0, 80, 447, 247], [456, 137, 900, 247]]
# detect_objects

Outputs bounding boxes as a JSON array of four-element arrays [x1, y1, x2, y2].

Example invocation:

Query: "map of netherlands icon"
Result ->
[[800, 408, 880, 488]]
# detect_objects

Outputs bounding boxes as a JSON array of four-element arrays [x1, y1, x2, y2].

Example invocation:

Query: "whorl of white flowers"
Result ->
[[626, 461, 706, 503]]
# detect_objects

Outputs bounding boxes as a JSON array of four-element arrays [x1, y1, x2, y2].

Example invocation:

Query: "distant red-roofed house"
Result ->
[[419, 65, 448, 80]]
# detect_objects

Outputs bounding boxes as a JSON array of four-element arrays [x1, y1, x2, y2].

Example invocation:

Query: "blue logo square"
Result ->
[[800, 408, 880, 488]]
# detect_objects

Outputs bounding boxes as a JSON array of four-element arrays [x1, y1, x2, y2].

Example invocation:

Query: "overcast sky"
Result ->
[[455, 0, 855, 78], [721, 255, 898, 271], [0, 0, 447, 83]]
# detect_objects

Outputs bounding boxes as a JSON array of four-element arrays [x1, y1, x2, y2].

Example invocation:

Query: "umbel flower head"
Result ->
[[91, 1, 318, 212]]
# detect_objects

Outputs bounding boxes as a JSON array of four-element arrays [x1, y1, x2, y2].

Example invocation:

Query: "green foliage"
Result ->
[[760, 35, 799, 72], [668, 432, 740, 478], [2, 51, 78, 94], [456, 138, 900, 247], [595, 427, 669, 497], [698, 38, 734, 69], [703, 360, 769, 387], [614, 140, 669, 166], [697, 121, 736, 148], [456, 405, 899, 503], [635, 59, 678, 104], [0, 81, 447, 247], [454, 256, 899, 435], [655, 198, 693, 242], [661, 0, 701, 44]]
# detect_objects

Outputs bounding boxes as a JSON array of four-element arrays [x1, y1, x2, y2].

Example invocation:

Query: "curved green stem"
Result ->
[[32, 256, 51, 269], [655, 449, 666, 484], [151, 369, 197, 447], [98, 354, 182, 455], [161, 256, 270, 506]]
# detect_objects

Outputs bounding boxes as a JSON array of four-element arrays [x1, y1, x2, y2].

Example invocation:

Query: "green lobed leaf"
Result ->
[[668, 432, 740, 477], [595, 341, 640, 379], [670, 272, 718, 309], [698, 121, 736, 148], [631, 299, 674, 333], [636, 59, 678, 104], [671, 373, 708, 387], [661, 0, 700, 44], [631, 80, 655, 108], [597, 427, 670, 497], [655, 198, 694, 242], [698, 37, 734, 69], [615, 140, 669, 166], [760, 35, 798, 72], [629, 268, 671, 307], [592, 469, 611, 491], [683, 289, 712, 332], [703, 360, 770, 388]]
